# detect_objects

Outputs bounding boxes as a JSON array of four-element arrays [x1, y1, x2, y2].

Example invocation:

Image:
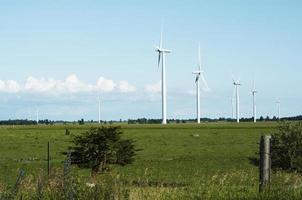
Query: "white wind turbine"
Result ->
[[98, 97, 101, 124], [252, 80, 257, 123], [192, 44, 209, 123], [155, 30, 171, 124], [276, 100, 281, 119], [36, 107, 39, 124], [231, 89, 236, 119], [232, 77, 241, 123]]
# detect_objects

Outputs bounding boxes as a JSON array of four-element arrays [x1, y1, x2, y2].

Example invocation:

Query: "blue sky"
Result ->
[[0, 0, 301, 121]]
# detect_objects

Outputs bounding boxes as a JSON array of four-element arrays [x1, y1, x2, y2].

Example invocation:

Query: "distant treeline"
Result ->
[[127, 115, 302, 124], [0, 115, 301, 125], [0, 119, 118, 125], [0, 119, 55, 125]]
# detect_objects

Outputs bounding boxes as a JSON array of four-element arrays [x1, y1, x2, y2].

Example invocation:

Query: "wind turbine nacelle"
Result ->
[[232, 79, 241, 85], [192, 70, 202, 74], [155, 47, 161, 52]]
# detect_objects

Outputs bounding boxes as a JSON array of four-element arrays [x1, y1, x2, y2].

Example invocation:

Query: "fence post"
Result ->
[[47, 141, 51, 176], [259, 135, 271, 192]]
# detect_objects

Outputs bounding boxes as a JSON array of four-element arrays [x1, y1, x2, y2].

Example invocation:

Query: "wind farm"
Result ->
[[0, 1, 301, 199]]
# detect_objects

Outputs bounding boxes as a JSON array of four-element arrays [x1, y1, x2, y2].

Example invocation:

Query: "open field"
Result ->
[[1, 122, 302, 199]]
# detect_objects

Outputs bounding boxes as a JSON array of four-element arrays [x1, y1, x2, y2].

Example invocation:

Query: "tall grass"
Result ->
[[0, 168, 302, 199]]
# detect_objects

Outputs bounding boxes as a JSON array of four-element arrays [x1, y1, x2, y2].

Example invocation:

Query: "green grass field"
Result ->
[[0, 122, 302, 199]]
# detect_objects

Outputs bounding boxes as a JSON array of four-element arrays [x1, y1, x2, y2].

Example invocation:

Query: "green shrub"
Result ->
[[271, 122, 302, 172], [67, 126, 138, 176]]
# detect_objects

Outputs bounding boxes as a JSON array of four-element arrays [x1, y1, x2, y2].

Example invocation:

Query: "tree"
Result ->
[[259, 116, 264, 121], [67, 126, 137, 176], [271, 122, 302, 172], [78, 119, 85, 125]]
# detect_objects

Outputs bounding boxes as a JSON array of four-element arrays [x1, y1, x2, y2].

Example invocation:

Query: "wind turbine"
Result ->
[[231, 89, 236, 119], [98, 97, 101, 124], [36, 107, 39, 124], [155, 29, 171, 124], [232, 78, 241, 123], [252, 80, 257, 123], [276, 101, 280, 120], [192, 44, 209, 123]]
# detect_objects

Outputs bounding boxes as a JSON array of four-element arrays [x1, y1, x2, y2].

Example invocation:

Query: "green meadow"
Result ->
[[0, 122, 302, 199]]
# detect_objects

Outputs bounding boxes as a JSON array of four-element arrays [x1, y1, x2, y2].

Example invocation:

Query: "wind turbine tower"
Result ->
[[36, 107, 39, 124], [232, 90, 235, 119], [155, 30, 171, 124], [233, 79, 241, 123], [252, 81, 257, 123], [192, 44, 209, 123], [276, 101, 281, 120], [98, 97, 101, 124]]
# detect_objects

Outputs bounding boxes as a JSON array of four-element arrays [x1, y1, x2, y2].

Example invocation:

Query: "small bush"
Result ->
[[67, 126, 138, 176], [271, 122, 302, 172]]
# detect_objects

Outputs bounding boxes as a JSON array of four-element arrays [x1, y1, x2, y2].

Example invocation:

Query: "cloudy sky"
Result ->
[[0, 0, 301, 121]]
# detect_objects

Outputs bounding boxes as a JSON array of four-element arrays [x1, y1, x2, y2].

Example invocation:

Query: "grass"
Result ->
[[0, 122, 301, 199]]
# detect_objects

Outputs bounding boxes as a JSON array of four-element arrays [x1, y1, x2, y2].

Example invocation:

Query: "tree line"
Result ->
[[0, 115, 301, 125]]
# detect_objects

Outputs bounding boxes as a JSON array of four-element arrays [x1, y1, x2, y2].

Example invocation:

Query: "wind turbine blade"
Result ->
[[200, 73, 210, 91], [231, 74, 236, 84], [160, 29, 163, 49], [233, 85, 236, 98], [253, 79, 256, 91], [198, 43, 201, 71], [158, 53, 161, 69], [195, 75, 199, 83]]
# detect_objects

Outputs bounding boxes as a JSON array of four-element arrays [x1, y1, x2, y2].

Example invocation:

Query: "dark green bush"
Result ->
[[67, 126, 137, 176], [271, 122, 302, 172]]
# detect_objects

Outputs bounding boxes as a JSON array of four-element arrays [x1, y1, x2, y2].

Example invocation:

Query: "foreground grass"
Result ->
[[1, 122, 301, 199], [2, 168, 302, 199]]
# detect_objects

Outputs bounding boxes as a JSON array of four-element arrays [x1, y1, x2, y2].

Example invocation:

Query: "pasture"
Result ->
[[0, 122, 302, 199]]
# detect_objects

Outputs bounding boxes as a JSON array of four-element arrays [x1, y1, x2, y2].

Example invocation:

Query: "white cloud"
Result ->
[[24, 74, 94, 94], [65, 74, 93, 93], [145, 81, 161, 94], [0, 80, 21, 93], [117, 81, 136, 93], [0, 74, 136, 95], [25, 77, 59, 93], [95, 77, 116, 92]]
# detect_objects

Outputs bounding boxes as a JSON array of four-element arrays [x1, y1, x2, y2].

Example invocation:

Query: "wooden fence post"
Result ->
[[259, 135, 271, 192], [47, 141, 51, 176]]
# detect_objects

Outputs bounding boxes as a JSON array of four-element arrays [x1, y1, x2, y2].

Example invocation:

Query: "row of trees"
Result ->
[[0, 119, 55, 125], [127, 115, 302, 124], [0, 115, 301, 125]]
